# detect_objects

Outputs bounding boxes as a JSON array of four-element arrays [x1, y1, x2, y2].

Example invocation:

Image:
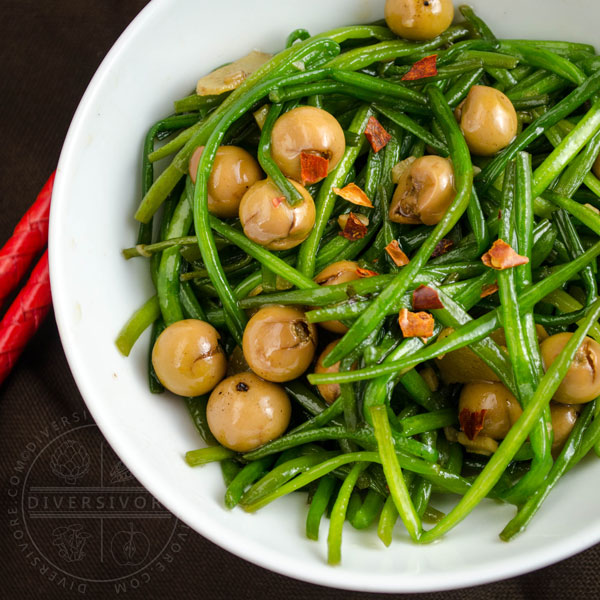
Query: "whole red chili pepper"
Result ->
[[0, 250, 52, 385], [0, 172, 54, 305]]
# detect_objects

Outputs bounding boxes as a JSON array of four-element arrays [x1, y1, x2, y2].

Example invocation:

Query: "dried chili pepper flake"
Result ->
[[385, 240, 410, 266], [401, 54, 438, 81], [333, 183, 373, 208], [356, 267, 378, 278], [431, 238, 454, 258], [338, 212, 368, 241], [364, 116, 392, 153], [412, 285, 444, 310], [300, 151, 329, 185], [271, 196, 284, 208], [398, 308, 435, 341], [338, 212, 369, 228], [459, 408, 487, 441], [480, 282, 499, 298], [481, 239, 529, 270]]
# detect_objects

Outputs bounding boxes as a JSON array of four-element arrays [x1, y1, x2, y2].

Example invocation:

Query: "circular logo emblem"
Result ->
[[8, 415, 188, 593]]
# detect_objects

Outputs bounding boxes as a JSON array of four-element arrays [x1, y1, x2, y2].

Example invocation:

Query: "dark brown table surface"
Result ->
[[1, 1, 599, 598]]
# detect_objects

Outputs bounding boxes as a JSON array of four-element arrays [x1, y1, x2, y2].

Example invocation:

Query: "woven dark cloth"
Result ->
[[1, 1, 599, 598]]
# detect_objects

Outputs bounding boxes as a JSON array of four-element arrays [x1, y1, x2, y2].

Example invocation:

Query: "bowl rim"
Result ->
[[48, 0, 600, 592]]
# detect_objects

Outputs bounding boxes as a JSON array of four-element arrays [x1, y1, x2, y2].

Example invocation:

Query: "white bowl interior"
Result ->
[[50, 0, 600, 592]]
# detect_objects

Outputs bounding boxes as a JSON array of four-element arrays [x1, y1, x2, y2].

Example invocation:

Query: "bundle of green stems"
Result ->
[[116, 4, 600, 564]]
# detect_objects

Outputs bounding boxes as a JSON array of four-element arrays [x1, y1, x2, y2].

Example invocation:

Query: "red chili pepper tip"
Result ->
[[0, 172, 54, 305], [0, 251, 52, 385]]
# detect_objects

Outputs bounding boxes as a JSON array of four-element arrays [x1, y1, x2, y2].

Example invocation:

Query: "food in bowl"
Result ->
[[116, 0, 600, 564]]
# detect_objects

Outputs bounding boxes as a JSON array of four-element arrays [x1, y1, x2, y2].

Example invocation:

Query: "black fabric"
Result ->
[[1, 1, 599, 597]]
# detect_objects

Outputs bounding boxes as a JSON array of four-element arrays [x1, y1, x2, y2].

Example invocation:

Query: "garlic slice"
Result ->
[[196, 50, 272, 96]]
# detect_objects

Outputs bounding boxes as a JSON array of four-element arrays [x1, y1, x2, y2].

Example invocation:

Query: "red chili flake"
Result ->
[[398, 308, 435, 341], [481, 239, 529, 270], [412, 285, 444, 311], [431, 238, 454, 258], [271, 196, 284, 208], [401, 54, 438, 81], [364, 116, 392, 153], [356, 267, 378, 278], [480, 282, 499, 298], [333, 183, 373, 208], [459, 408, 488, 441], [339, 213, 368, 241], [300, 151, 329, 185], [385, 240, 410, 267]]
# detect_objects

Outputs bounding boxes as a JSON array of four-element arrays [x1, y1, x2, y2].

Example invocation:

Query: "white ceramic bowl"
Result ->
[[49, 0, 600, 592]]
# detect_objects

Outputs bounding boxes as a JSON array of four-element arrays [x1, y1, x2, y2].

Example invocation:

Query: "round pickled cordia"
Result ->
[[540, 332, 600, 404], [384, 0, 454, 41], [455, 85, 518, 156], [389, 155, 455, 226], [458, 381, 522, 440], [238, 178, 315, 250], [151, 319, 226, 396], [314, 340, 344, 403], [188, 145, 262, 217], [437, 325, 548, 384], [206, 372, 291, 452], [314, 261, 361, 333], [550, 402, 579, 457], [242, 306, 318, 382], [270, 106, 345, 183]]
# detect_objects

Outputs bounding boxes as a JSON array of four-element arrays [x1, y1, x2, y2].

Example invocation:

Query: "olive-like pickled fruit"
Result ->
[[242, 306, 318, 382], [238, 178, 315, 250], [151, 319, 226, 396], [550, 402, 579, 457], [436, 326, 500, 384], [314, 261, 361, 333], [437, 325, 548, 384], [270, 106, 345, 183], [206, 372, 291, 452], [459, 381, 522, 440], [389, 155, 455, 226], [189, 145, 262, 218], [384, 0, 454, 41], [456, 85, 518, 156], [540, 332, 600, 404], [314, 340, 353, 403]]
